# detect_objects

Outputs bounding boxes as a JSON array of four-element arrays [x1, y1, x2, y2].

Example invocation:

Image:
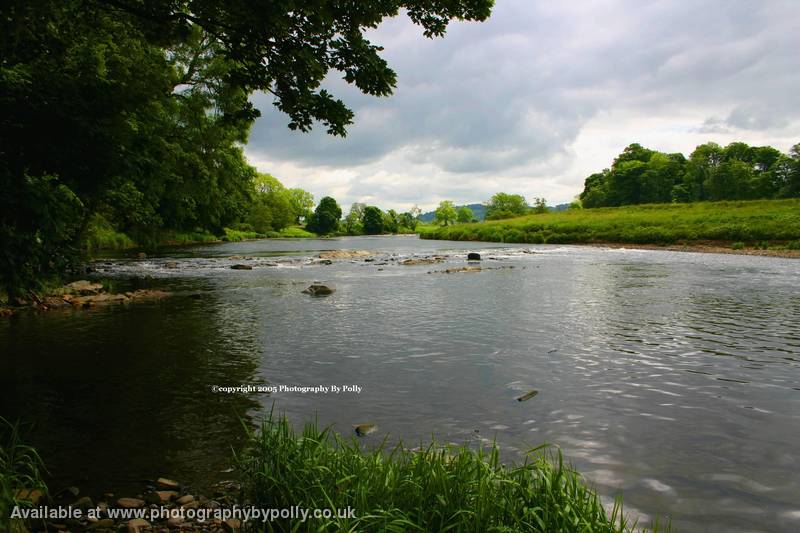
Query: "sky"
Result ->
[[244, 0, 800, 212]]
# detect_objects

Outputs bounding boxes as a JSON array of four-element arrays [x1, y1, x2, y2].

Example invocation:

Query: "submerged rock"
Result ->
[[230, 264, 252, 270], [354, 423, 378, 437], [467, 252, 481, 261], [165, 261, 179, 269], [442, 266, 483, 274], [401, 256, 445, 266], [318, 250, 373, 259], [302, 284, 335, 296]]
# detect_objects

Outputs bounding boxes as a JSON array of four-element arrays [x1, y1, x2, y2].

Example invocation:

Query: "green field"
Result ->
[[420, 199, 800, 248]]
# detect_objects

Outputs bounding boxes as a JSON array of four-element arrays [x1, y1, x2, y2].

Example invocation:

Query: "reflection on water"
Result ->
[[2, 237, 800, 532], [0, 286, 261, 495]]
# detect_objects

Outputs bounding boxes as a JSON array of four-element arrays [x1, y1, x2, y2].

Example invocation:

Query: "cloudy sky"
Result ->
[[245, 0, 799, 212]]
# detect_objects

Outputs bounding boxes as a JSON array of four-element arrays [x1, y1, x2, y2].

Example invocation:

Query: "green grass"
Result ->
[[420, 199, 800, 246], [415, 223, 440, 237], [223, 227, 267, 242], [267, 225, 317, 238], [1, 418, 48, 533], [83, 214, 136, 251], [235, 413, 663, 532]]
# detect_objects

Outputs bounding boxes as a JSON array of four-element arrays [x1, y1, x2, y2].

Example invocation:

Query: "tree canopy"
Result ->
[[580, 141, 799, 208], [362, 206, 385, 235], [434, 201, 458, 226], [485, 193, 528, 220], [307, 196, 342, 235]]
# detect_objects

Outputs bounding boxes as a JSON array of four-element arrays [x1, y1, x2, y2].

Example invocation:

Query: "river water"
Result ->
[[2, 236, 799, 531]]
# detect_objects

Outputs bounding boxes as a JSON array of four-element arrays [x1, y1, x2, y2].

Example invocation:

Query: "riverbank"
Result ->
[[3, 416, 659, 532], [84, 221, 318, 253], [419, 199, 800, 254]]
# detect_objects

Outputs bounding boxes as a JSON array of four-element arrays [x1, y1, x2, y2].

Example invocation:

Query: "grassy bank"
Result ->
[[236, 414, 661, 532], [420, 199, 800, 249], [2, 414, 664, 532], [83, 214, 319, 252]]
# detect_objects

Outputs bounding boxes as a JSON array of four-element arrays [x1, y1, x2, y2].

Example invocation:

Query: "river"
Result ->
[[2, 236, 799, 532]]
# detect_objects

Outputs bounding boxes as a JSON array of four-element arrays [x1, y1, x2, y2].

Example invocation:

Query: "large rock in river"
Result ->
[[302, 284, 335, 296], [467, 252, 481, 261]]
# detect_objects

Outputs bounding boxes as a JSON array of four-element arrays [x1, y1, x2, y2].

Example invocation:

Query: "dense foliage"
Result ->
[[580, 142, 800, 208], [0, 0, 494, 296], [306, 196, 342, 235], [434, 200, 458, 226], [485, 192, 529, 220]]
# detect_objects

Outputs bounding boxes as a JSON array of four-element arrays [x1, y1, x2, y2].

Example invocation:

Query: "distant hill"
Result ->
[[419, 203, 486, 223]]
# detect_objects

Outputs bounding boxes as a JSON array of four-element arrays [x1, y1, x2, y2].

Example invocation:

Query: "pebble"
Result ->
[[117, 497, 146, 509], [127, 518, 150, 533], [157, 478, 180, 490], [176, 494, 194, 505]]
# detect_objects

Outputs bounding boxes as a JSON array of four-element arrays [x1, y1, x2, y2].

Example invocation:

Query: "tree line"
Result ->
[[428, 194, 549, 226], [580, 142, 800, 208]]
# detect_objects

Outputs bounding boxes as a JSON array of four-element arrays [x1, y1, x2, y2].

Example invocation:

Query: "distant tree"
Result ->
[[399, 211, 418, 230], [362, 206, 384, 234], [580, 171, 609, 208], [384, 209, 400, 233], [287, 188, 314, 223], [581, 140, 800, 208], [640, 153, 684, 204], [434, 201, 458, 226], [606, 160, 646, 206], [683, 142, 723, 202], [774, 145, 800, 198], [409, 205, 422, 220], [613, 143, 655, 166], [456, 206, 474, 223], [249, 173, 294, 232], [344, 203, 366, 235], [485, 193, 528, 220], [307, 196, 341, 235], [531, 198, 547, 214]]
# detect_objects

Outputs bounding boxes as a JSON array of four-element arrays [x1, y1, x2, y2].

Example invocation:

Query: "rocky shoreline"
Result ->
[[1, 280, 169, 318], [15, 477, 245, 533]]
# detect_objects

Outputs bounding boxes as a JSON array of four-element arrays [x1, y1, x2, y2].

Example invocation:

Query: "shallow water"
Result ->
[[2, 236, 799, 531]]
